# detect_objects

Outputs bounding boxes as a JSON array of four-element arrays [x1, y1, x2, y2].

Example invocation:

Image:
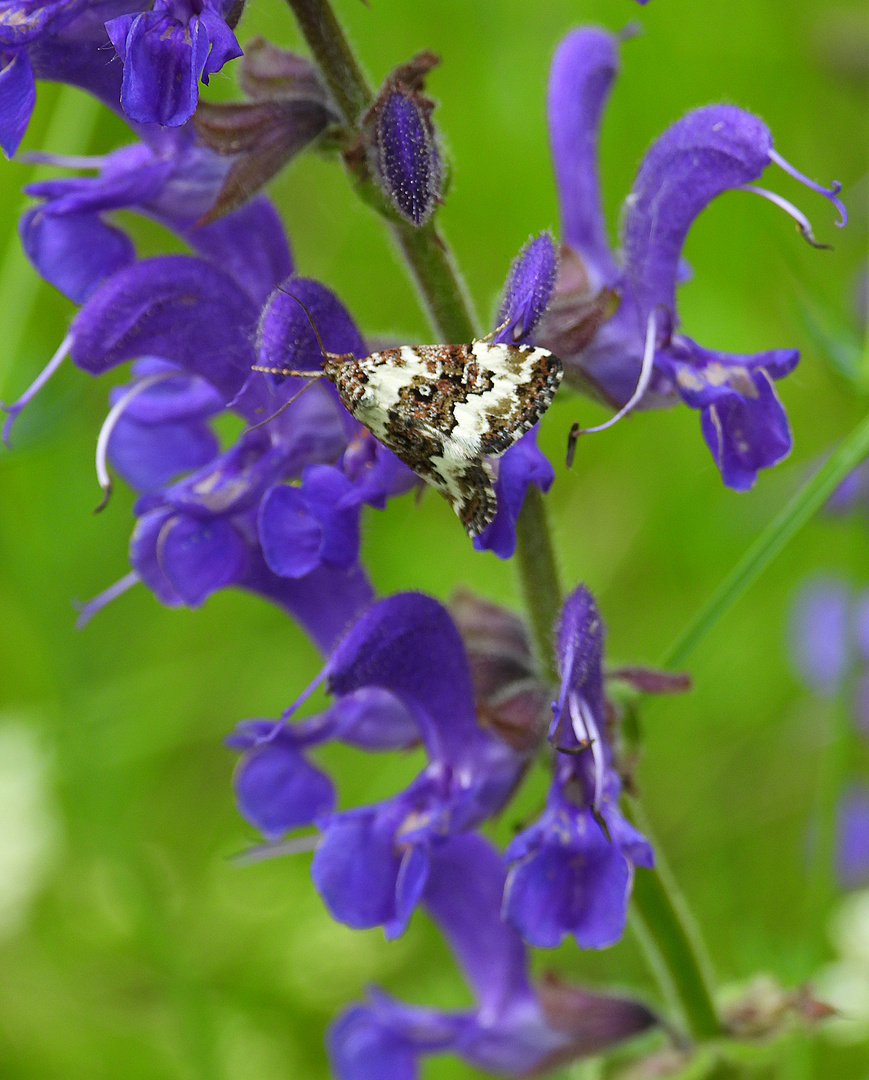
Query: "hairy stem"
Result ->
[[514, 486, 562, 683], [283, 0, 477, 343]]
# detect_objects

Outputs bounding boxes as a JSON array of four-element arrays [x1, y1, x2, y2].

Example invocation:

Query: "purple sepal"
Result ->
[[789, 577, 852, 694], [233, 723, 335, 841], [495, 232, 558, 345], [0, 49, 35, 158], [547, 27, 619, 287], [473, 429, 554, 559], [836, 786, 869, 890], [258, 465, 361, 579], [19, 205, 135, 302], [70, 255, 259, 403], [106, 0, 242, 127]]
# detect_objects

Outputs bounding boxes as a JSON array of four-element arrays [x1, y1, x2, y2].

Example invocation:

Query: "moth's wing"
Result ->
[[448, 343, 563, 458], [425, 454, 498, 539], [370, 405, 498, 538]]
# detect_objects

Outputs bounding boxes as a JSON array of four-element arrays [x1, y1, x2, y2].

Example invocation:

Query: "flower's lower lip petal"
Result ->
[[233, 740, 335, 841], [311, 811, 404, 929]]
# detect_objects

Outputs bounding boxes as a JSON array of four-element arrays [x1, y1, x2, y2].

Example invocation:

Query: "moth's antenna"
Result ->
[[275, 285, 353, 366], [476, 314, 514, 345], [246, 375, 324, 431]]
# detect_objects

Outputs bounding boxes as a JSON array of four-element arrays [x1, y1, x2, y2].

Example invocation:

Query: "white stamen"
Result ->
[[767, 149, 847, 226], [94, 372, 178, 512], [740, 185, 831, 249], [2, 333, 73, 445], [73, 571, 140, 629], [229, 833, 319, 866], [568, 309, 657, 457], [571, 691, 606, 816]]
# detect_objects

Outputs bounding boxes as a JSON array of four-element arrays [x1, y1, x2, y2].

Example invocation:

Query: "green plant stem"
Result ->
[[627, 806, 723, 1041], [663, 410, 869, 669], [283, 0, 371, 123], [513, 486, 562, 684], [283, 0, 725, 1049], [283, 0, 477, 343]]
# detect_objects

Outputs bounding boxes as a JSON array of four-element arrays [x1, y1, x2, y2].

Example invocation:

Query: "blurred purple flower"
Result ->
[[539, 27, 845, 491], [836, 786, 869, 889], [329, 834, 658, 1079]]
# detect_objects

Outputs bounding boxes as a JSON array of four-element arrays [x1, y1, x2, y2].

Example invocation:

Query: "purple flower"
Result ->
[[504, 585, 654, 949], [329, 834, 658, 1079], [836, 786, 869, 890], [789, 577, 853, 695], [106, 0, 242, 127], [0, 0, 132, 155], [230, 593, 530, 937], [540, 27, 846, 490]]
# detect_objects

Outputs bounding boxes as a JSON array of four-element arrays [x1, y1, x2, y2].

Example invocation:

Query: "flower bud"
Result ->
[[366, 55, 443, 226]]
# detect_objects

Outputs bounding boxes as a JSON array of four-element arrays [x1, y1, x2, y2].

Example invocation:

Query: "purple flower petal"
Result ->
[[789, 578, 851, 694], [108, 414, 219, 491], [621, 105, 772, 317], [0, 49, 35, 159], [156, 512, 248, 605], [325, 593, 479, 757], [70, 255, 259, 404], [473, 429, 554, 559], [234, 731, 335, 840], [187, 196, 294, 307], [547, 28, 619, 287], [19, 206, 135, 302], [836, 786, 869, 889]]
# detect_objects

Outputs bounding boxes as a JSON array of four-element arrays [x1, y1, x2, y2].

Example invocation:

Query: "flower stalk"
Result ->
[[283, 0, 477, 344]]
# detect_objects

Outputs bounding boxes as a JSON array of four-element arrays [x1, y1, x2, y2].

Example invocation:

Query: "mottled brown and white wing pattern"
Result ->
[[324, 342, 562, 537]]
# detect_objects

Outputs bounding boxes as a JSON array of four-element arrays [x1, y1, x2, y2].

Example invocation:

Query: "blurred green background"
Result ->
[[0, 0, 868, 1076]]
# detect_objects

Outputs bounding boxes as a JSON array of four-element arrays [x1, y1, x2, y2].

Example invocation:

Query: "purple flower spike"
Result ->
[[106, 0, 242, 127], [505, 585, 653, 950], [370, 83, 441, 226], [329, 835, 658, 1079]]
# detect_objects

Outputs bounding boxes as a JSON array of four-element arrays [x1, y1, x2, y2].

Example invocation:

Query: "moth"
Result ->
[[253, 296, 563, 538]]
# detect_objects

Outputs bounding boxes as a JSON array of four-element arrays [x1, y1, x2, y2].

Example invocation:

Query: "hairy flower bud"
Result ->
[[366, 53, 443, 226]]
